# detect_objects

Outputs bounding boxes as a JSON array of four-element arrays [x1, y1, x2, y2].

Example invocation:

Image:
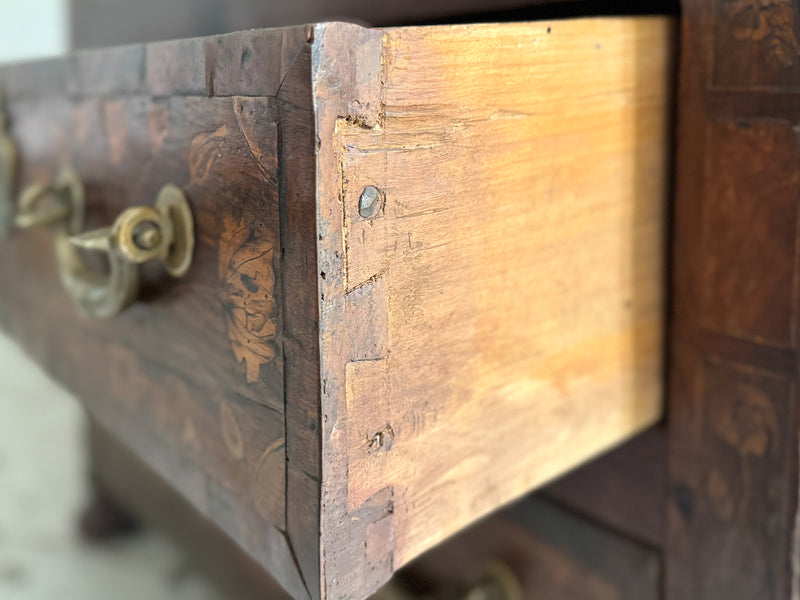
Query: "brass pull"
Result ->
[[376, 562, 523, 600], [66, 183, 195, 319], [15, 165, 85, 232], [461, 563, 522, 600], [0, 92, 194, 317], [16, 166, 194, 319], [0, 91, 17, 237]]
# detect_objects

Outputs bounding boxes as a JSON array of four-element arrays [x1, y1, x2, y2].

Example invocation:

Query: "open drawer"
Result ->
[[0, 17, 674, 600]]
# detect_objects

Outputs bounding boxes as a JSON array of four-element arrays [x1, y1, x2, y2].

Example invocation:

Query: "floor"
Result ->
[[0, 333, 227, 600]]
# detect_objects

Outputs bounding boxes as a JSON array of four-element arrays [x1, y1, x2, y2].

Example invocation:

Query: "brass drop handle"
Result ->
[[376, 562, 523, 600], [16, 166, 194, 319], [461, 563, 523, 600], [15, 165, 85, 232], [66, 183, 195, 319], [0, 92, 194, 317]]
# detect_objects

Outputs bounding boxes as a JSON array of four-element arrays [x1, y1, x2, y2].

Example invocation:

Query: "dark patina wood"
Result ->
[[538, 4, 800, 598], [0, 26, 320, 600], [89, 414, 661, 600], [0, 16, 673, 600], [667, 1, 800, 598], [87, 420, 293, 600]]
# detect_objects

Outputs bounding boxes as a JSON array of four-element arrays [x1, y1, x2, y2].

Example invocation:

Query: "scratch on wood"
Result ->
[[421, 240, 452, 252], [346, 268, 388, 296], [394, 206, 451, 220], [338, 155, 350, 290], [344, 142, 445, 154], [489, 109, 536, 120]]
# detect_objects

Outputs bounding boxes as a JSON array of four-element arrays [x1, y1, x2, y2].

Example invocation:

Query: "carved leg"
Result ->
[[81, 421, 141, 541], [79, 479, 141, 542]]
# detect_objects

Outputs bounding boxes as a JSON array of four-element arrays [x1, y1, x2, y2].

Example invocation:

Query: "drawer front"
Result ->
[[0, 26, 317, 600]]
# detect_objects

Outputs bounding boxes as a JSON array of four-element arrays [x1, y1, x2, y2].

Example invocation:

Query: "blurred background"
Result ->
[[0, 0, 65, 63]]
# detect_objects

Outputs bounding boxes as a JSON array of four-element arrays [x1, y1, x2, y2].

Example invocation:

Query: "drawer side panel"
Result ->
[[314, 17, 673, 600]]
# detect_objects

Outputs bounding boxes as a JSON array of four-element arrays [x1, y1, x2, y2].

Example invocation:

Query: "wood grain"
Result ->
[[0, 26, 317, 600], [666, 0, 800, 598], [1, 17, 675, 600], [314, 17, 673, 599]]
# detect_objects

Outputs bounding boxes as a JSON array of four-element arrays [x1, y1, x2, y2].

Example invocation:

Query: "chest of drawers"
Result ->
[[0, 16, 673, 600]]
